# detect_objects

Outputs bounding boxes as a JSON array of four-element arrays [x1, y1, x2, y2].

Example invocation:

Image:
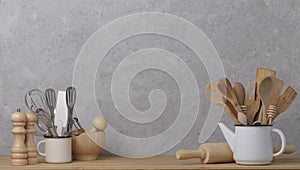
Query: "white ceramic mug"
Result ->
[[37, 136, 72, 163], [234, 125, 286, 165]]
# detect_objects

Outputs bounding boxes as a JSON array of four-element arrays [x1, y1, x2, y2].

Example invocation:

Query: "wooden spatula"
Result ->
[[259, 76, 283, 125], [245, 81, 261, 124]]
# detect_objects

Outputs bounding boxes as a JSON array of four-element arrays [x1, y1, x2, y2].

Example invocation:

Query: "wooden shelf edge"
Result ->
[[0, 155, 299, 170]]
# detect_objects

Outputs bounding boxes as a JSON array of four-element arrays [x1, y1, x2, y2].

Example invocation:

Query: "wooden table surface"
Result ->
[[1, 155, 299, 170]]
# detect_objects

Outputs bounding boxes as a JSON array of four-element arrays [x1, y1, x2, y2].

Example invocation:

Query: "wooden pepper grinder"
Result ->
[[25, 112, 38, 165], [11, 109, 28, 166]]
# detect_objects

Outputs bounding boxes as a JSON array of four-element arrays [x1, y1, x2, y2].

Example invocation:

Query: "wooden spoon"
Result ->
[[233, 82, 246, 114], [223, 97, 247, 125], [232, 82, 247, 125], [259, 76, 283, 125], [253, 68, 276, 124], [233, 82, 245, 106], [253, 68, 277, 100]]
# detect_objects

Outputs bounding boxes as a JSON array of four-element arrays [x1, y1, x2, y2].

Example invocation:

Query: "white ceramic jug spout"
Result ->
[[218, 123, 235, 152]]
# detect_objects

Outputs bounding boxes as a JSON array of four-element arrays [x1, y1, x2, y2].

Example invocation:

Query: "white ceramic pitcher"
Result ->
[[218, 123, 286, 165]]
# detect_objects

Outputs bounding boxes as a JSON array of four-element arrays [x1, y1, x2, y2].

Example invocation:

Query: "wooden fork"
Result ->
[[273, 86, 297, 122]]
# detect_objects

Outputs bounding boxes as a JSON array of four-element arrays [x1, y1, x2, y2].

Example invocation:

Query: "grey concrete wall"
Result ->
[[0, 0, 299, 156]]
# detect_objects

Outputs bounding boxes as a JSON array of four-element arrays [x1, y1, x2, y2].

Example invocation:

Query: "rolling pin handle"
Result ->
[[176, 149, 205, 160]]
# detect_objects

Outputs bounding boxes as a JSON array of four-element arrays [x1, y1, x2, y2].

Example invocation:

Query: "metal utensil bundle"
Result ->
[[206, 68, 297, 125], [25, 87, 85, 137]]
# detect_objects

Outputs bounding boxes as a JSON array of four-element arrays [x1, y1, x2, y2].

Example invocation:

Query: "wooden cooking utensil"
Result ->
[[206, 82, 241, 125], [233, 82, 246, 113], [245, 81, 261, 124], [222, 99, 242, 125], [216, 78, 238, 106], [273, 86, 297, 122], [259, 76, 283, 125], [216, 78, 247, 125], [205, 82, 223, 104], [176, 143, 295, 163], [222, 97, 246, 125], [232, 82, 247, 124], [253, 68, 276, 124], [237, 112, 247, 125], [253, 68, 277, 100]]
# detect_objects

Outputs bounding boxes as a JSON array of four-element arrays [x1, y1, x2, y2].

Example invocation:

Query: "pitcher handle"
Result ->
[[272, 128, 286, 157]]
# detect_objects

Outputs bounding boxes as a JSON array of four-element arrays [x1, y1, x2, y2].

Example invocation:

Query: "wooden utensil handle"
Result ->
[[176, 150, 205, 160]]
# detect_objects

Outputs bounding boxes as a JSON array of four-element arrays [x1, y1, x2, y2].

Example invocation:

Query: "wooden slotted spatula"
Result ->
[[259, 76, 283, 125], [273, 86, 297, 122]]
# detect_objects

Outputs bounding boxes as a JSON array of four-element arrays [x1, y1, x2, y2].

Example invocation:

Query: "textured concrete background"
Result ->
[[1, 0, 300, 155]]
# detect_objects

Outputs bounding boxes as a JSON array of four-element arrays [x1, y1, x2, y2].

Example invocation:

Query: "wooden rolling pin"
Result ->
[[176, 143, 232, 163], [273, 145, 295, 153], [176, 143, 295, 164]]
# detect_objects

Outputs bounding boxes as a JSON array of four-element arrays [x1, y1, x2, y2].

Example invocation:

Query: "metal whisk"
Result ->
[[37, 113, 58, 137], [25, 89, 49, 113], [25, 89, 57, 136], [66, 87, 76, 135]]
